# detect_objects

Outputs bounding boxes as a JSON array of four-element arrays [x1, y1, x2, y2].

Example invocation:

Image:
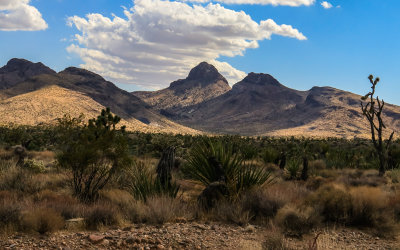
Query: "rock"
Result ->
[[88, 235, 105, 244], [125, 236, 136, 244], [157, 244, 165, 249], [243, 225, 256, 233]]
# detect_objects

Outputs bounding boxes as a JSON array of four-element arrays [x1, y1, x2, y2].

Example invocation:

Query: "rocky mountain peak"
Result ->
[[186, 62, 227, 84], [1, 58, 55, 75], [241, 72, 281, 86], [60, 67, 105, 81]]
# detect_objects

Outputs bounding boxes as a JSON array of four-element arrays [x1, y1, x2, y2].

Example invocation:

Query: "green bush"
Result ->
[[56, 108, 132, 202], [183, 140, 273, 195], [23, 159, 46, 173], [261, 148, 280, 165], [123, 162, 179, 202]]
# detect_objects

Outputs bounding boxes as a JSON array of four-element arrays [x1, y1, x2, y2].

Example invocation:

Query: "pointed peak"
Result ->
[[187, 62, 225, 82]]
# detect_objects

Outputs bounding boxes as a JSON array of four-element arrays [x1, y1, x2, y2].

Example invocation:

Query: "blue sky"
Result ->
[[0, 0, 399, 105]]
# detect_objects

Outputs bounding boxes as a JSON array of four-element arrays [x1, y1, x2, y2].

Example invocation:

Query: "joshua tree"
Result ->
[[361, 75, 394, 176]]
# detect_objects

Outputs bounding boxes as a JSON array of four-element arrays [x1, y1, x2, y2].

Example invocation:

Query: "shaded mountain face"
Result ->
[[0, 58, 56, 89], [133, 62, 231, 110], [165, 72, 400, 137], [0, 59, 199, 134]]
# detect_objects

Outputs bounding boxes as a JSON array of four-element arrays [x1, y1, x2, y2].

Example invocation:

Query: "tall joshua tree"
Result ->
[[361, 75, 394, 176]]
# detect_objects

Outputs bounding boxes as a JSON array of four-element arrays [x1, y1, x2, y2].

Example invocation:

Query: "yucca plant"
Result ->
[[124, 162, 179, 202], [182, 140, 273, 195], [285, 158, 302, 180]]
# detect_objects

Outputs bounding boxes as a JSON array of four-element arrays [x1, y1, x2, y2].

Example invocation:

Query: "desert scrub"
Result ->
[[85, 203, 121, 230], [275, 205, 320, 237], [123, 162, 179, 202], [0, 194, 21, 232], [306, 184, 352, 224], [143, 195, 188, 224], [183, 140, 273, 195], [22, 208, 65, 234]]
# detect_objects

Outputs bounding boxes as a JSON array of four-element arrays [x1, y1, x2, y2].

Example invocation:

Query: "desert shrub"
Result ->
[[239, 143, 259, 160], [183, 140, 273, 195], [0, 197, 21, 232], [123, 162, 179, 202], [285, 158, 301, 180], [261, 147, 280, 165], [33, 190, 83, 219], [0, 159, 15, 172], [215, 199, 252, 226], [85, 203, 121, 230], [275, 205, 320, 237], [22, 159, 46, 173], [306, 184, 352, 224], [57, 109, 132, 202], [262, 229, 291, 250], [305, 176, 330, 191], [22, 208, 65, 234], [349, 186, 394, 234], [144, 195, 187, 224], [0, 166, 44, 194], [387, 169, 400, 183], [308, 159, 326, 177], [242, 187, 288, 221], [388, 192, 400, 222]]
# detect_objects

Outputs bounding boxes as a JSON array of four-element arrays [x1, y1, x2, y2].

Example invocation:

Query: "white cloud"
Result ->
[[321, 1, 333, 9], [67, 0, 306, 88], [184, 0, 315, 7], [0, 0, 48, 31]]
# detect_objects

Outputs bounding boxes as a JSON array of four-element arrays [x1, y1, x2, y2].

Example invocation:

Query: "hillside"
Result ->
[[133, 62, 231, 111], [0, 59, 199, 134], [163, 73, 400, 138]]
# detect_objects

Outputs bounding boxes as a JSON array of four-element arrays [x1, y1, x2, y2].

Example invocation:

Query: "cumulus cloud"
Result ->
[[67, 0, 306, 88], [321, 1, 333, 9], [184, 0, 315, 7], [0, 0, 48, 31]]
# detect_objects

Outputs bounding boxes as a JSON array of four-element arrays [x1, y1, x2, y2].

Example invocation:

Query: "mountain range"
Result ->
[[1, 58, 399, 138]]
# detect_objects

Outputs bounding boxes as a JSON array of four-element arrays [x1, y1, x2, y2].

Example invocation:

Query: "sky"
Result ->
[[0, 0, 399, 105]]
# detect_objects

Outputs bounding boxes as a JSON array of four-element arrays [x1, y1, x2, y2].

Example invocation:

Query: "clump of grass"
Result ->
[[242, 187, 288, 222], [0, 197, 21, 232], [349, 186, 395, 236], [263, 228, 291, 250], [275, 205, 320, 237], [22, 208, 65, 234], [123, 162, 179, 202], [144, 195, 188, 224], [85, 203, 121, 230], [0, 166, 44, 194], [210, 198, 252, 226], [306, 184, 352, 224], [34, 190, 84, 219]]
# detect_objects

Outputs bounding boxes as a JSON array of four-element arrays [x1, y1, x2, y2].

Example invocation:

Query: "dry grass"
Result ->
[[275, 205, 321, 237], [21, 207, 65, 234]]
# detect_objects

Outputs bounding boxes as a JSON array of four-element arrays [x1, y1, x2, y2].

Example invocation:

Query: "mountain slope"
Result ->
[[0, 85, 198, 134], [133, 62, 231, 110], [166, 73, 400, 137], [0, 59, 199, 134]]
